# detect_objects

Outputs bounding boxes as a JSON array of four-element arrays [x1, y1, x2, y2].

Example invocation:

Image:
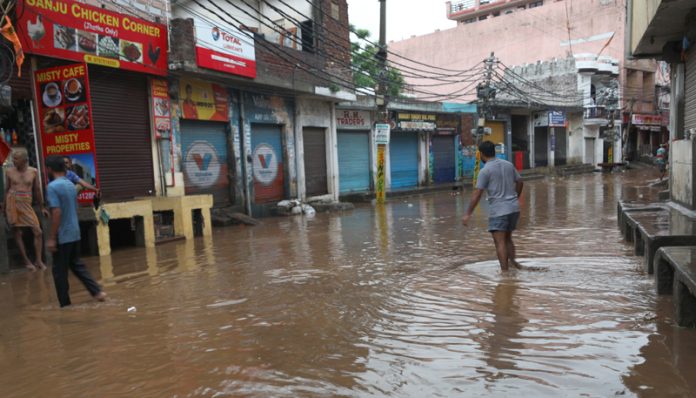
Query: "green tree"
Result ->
[[351, 27, 404, 98]]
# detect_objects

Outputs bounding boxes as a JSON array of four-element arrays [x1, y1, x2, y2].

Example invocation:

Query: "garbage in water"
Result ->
[[277, 199, 317, 217], [127, 306, 137, 313]]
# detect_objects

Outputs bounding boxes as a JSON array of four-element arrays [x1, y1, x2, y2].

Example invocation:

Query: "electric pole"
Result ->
[[375, 0, 388, 204]]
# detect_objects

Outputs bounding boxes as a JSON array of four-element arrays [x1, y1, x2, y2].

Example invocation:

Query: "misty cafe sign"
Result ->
[[18, 0, 168, 75]]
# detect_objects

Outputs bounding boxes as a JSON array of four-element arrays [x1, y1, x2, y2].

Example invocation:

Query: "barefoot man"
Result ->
[[4, 147, 48, 271], [45, 155, 106, 307], [462, 141, 524, 272]]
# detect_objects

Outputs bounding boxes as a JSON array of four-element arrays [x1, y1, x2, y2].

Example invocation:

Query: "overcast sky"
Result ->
[[346, 0, 456, 42]]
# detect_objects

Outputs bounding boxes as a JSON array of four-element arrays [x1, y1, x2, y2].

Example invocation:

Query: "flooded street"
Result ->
[[1, 169, 696, 397]]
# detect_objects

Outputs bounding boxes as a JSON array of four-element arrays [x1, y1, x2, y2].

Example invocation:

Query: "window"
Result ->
[[504, 9, 514, 14], [464, 18, 476, 24], [479, 15, 488, 21], [529, 1, 543, 8], [492, 11, 500, 17], [331, 2, 339, 20], [300, 20, 315, 53]]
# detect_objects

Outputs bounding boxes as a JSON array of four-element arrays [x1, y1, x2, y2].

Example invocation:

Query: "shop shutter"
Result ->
[[181, 121, 231, 206], [338, 130, 370, 193], [89, 66, 154, 200], [390, 133, 418, 189], [303, 127, 328, 197], [432, 135, 455, 183], [554, 127, 567, 166], [251, 124, 284, 203], [686, 49, 696, 131]]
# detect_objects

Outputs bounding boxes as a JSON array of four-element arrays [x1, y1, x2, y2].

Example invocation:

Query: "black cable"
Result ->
[[187, 0, 487, 102], [271, 0, 485, 80]]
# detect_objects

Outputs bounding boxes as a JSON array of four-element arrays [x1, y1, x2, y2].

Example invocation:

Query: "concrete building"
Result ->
[[389, 0, 663, 167], [627, 0, 696, 209], [169, 0, 355, 217]]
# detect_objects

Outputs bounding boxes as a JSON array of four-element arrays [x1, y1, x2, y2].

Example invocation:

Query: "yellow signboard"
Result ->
[[178, 78, 229, 121]]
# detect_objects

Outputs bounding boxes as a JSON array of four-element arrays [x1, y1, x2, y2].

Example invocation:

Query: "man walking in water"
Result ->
[[462, 141, 524, 272], [4, 147, 48, 271], [45, 155, 106, 307]]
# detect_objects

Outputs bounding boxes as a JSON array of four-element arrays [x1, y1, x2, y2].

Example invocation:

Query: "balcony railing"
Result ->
[[584, 106, 614, 120], [448, 0, 506, 17]]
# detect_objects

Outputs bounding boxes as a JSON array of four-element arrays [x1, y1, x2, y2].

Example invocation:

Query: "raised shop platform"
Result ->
[[617, 199, 696, 328], [79, 195, 213, 257]]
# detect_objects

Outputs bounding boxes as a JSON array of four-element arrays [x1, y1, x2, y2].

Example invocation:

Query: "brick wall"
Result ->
[[460, 114, 475, 146], [83, 0, 168, 23], [170, 0, 353, 93]]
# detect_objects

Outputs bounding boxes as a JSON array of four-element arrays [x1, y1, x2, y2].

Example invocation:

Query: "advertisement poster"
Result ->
[[150, 78, 171, 133], [35, 63, 99, 203], [194, 18, 256, 78], [18, 0, 168, 76], [178, 78, 229, 122]]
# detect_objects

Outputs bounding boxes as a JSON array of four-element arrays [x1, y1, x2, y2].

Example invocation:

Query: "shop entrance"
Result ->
[[181, 120, 231, 206]]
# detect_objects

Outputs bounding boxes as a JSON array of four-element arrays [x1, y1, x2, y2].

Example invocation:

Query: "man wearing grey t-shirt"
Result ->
[[462, 141, 524, 272]]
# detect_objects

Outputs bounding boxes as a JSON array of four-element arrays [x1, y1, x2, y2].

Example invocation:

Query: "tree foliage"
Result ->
[[350, 27, 404, 98]]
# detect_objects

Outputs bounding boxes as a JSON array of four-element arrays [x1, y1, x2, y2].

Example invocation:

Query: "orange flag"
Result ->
[[0, 136, 11, 164], [1, 16, 25, 77]]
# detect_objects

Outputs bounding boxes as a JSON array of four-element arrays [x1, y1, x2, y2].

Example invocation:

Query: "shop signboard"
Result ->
[[18, 0, 168, 76], [178, 78, 229, 122], [631, 114, 662, 126], [548, 111, 566, 127], [395, 112, 437, 131], [150, 79, 171, 134], [435, 114, 458, 134], [194, 18, 256, 78], [35, 63, 99, 203], [336, 110, 371, 130], [375, 123, 390, 145]]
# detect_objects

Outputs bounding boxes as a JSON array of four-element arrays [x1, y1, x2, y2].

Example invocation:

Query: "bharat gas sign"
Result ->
[[18, 0, 168, 76]]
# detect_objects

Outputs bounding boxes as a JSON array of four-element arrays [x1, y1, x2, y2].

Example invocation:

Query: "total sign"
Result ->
[[185, 141, 222, 189], [253, 144, 278, 185], [194, 18, 256, 78]]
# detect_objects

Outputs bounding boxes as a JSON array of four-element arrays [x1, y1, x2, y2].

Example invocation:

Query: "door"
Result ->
[[390, 133, 419, 189], [534, 127, 548, 167], [303, 127, 328, 197], [585, 138, 596, 165], [251, 124, 284, 203], [432, 135, 455, 183], [338, 130, 370, 193], [554, 127, 567, 166], [181, 121, 230, 206], [90, 67, 153, 199]]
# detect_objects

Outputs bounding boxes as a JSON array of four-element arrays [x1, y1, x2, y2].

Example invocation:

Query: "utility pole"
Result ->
[[374, 0, 389, 204], [473, 52, 497, 186]]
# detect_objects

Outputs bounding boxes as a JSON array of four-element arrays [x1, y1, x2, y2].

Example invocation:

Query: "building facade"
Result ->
[[628, 0, 696, 208], [390, 0, 663, 167]]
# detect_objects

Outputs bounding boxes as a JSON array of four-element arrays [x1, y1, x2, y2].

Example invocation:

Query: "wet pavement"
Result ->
[[1, 168, 696, 397]]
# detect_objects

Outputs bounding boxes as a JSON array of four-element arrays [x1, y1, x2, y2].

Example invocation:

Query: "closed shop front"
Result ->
[[686, 48, 696, 131], [336, 109, 372, 193], [90, 66, 154, 200], [181, 121, 230, 205], [251, 124, 285, 203], [553, 127, 567, 166], [303, 127, 328, 197], [534, 127, 548, 167], [337, 131, 370, 192], [390, 133, 419, 189], [431, 135, 456, 183]]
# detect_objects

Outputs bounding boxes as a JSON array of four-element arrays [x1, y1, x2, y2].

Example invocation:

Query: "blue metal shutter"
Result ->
[[338, 131, 370, 193], [432, 135, 455, 183], [390, 133, 419, 189], [251, 124, 285, 203], [180, 121, 230, 206]]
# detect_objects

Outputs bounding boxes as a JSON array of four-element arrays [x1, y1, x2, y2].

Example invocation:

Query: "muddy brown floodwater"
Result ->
[[1, 168, 696, 397]]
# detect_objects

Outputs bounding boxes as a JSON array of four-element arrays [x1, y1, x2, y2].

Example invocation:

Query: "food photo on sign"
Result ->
[[18, 0, 168, 76], [34, 63, 101, 203]]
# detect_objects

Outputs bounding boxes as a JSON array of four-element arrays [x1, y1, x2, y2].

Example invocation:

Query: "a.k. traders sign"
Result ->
[[17, 0, 168, 76]]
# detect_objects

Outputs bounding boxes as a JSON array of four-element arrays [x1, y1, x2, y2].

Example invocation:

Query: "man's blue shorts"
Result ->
[[488, 212, 520, 232]]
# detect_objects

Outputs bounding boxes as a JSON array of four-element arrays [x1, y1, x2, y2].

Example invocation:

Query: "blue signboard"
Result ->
[[548, 111, 566, 127]]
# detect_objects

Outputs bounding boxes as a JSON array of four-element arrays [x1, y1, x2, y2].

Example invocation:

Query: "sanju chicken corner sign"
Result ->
[[17, 0, 168, 76]]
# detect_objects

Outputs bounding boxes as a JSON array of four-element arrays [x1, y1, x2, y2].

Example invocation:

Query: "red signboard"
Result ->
[[18, 0, 168, 76], [193, 18, 256, 78], [631, 114, 662, 126], [150, 78, 171, 134], [35, 63, 99, 203]]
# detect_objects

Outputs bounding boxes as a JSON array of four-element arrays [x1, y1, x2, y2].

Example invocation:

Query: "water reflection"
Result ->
[[0, 169, 695, 397]]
